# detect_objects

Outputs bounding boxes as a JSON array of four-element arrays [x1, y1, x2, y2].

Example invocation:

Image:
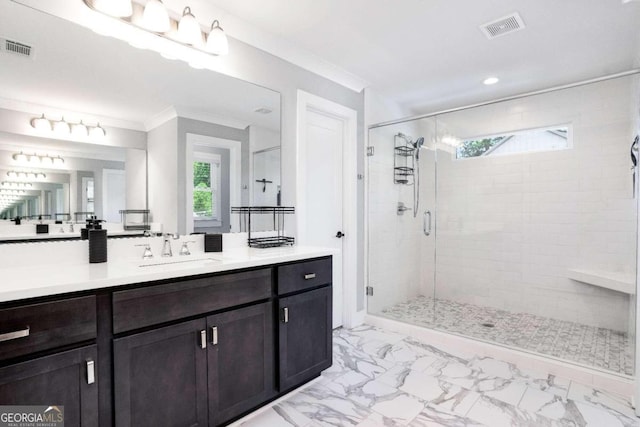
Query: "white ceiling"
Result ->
[[4, 0, 640, 123], [0, 1, 281, 131], [191, 0, 640, 115]]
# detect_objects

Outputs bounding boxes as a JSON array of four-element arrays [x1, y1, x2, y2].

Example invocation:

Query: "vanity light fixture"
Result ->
[[6, 171, 46, 180], [31, 114, 107, 139], [83, 0, 229, 68], [141, 0, 171, 33], [205, 20, 228, 55], [2, 182, 33, 189], [13, 152, 66, 166]]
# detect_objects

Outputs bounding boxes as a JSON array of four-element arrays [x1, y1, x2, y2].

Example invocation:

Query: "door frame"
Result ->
[[296, 90, 358, 328]]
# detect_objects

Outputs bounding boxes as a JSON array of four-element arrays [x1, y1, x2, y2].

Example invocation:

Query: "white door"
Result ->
[[303, 110, 345, 328], [103, 169, 126, 223]]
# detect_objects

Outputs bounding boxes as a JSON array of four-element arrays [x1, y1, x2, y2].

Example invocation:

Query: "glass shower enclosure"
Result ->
[[367, 74, 639, 377]]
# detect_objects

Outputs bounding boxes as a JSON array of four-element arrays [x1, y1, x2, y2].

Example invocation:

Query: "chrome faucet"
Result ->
[[136, 244, 154, 260], [179, 241, 196, 256], [162, 233, 179, 257]]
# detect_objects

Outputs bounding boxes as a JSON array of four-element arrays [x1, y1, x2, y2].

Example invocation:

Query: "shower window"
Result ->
[[455, 124, 571, 159]]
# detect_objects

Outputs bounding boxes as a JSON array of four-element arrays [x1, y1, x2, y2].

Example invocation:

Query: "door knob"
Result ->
[[335, 231, 345, 238]]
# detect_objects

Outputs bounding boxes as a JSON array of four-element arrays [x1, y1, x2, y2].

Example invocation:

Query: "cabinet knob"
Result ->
[[211, 326, 218, 345], [304, 273, 316, 280], [282, 307, 289, 323]]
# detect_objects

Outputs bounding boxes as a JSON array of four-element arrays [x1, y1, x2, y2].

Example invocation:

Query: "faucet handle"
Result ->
[[135, 244, 154, 260], [179, 241, 196, 256]]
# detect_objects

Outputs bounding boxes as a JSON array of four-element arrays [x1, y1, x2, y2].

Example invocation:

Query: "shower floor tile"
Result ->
[[380, 296, 633, 376]]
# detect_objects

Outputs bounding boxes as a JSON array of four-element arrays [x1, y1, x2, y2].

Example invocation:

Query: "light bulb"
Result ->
[[93, 0, 133, 18], [53, 156, 65, 166], [31, 114, 51, 131], [36, 173, 46, 180], [72, 121, 88, 137], [12, 152, 27, 162], [90, 123, 106, 139], [7, 172, 17, 179], [141, 0, 170, 33], [40, 156, 53, 166], [29, 153, 40, 164], [205, 20, 228, 55], [53, 118, 71, 135], [177, 7, 203, 46]]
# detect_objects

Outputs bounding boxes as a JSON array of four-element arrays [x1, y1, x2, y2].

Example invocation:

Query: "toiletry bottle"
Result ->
[[88, 217, 107, 263]]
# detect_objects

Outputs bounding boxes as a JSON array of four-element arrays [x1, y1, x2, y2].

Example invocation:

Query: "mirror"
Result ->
[[0, 1, 281, 239]]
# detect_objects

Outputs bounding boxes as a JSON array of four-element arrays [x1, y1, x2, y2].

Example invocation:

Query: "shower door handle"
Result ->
[[423, 210, 431, 236]]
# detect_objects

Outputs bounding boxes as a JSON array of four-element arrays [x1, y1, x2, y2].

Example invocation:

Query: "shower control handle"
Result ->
[[423, 210, 432, 236], [335, 231, 345, 238]]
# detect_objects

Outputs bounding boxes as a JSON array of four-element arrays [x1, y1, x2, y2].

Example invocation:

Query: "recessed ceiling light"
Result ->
[[483, 77, 500, 85]]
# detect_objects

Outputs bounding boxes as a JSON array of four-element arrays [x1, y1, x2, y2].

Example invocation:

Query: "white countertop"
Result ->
[[0, 246, 335, 303]]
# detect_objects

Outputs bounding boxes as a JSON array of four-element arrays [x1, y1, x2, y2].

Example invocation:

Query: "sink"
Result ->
[[139, 257, 221, 268]]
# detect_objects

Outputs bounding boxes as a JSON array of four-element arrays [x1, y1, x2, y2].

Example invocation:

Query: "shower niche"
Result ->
[[393, 133, 415, 184]]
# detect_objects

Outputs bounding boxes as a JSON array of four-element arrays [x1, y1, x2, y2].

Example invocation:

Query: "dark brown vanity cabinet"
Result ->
[[207, 302, 275, 426], [112, 269, 277, 427], [113, 319, 209, 427], [0, 256, 332, 427], [0, 295, 98, 427], [277, 258, 333, 392], [0, 345, 99, 427]]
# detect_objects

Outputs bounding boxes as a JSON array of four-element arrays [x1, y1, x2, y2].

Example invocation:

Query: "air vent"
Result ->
[[480, 13, 525, 39], [0, 37, 33, 58]]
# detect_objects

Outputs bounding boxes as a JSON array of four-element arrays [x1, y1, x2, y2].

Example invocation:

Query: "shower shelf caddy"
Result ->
[[231, 206, 295, 248], [394, 135, 415, 184]]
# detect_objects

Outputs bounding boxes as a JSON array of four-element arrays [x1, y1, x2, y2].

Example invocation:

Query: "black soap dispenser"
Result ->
[[87, 216, 107, 263]]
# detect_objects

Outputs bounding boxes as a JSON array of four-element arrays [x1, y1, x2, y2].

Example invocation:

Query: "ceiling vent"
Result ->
[[0, 37, 33, 58], [480, 13, 525, 39]]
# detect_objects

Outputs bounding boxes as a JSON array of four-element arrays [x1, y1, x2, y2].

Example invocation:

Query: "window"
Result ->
[[193, 156, 221, 221], [455, 125, 570, 159]]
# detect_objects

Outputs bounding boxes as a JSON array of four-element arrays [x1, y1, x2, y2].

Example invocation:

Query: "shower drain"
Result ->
[[481, 322, 495, 328]]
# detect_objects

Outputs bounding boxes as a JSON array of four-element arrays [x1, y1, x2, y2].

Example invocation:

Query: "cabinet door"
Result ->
[[278, 286, 332, 391], [207, 302, 275, 426], [114, 319, 208, 427], [0, 345, 99, 427]]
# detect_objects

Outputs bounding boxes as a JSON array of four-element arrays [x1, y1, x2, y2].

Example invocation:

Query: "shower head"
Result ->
[[414, 137, 425, 149]]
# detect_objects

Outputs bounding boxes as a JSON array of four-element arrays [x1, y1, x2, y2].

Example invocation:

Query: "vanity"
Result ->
[[0, 246, 333, 427]]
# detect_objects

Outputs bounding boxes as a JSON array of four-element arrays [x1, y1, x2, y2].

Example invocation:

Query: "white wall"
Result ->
[[434, 76, 638, 331]]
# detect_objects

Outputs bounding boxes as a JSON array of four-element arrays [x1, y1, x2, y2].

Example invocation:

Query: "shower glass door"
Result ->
[[366, 117, 437, 325], [432, 75, 637, 376], [366, 74, 638, 377]]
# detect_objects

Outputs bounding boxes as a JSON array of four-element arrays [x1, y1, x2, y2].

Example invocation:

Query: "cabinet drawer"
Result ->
[[113, 268, 272, 334], [277, 257, 332, 295], [0, 296, 97, 362]]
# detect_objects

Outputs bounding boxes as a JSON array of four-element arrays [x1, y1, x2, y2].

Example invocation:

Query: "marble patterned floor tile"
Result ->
[[379, 296, 633, 375], [240, 405, 313, 427], [249, 325, 639, 427]]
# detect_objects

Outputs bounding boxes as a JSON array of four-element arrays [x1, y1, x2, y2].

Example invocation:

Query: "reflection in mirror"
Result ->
[[0, 1, 282, 240]]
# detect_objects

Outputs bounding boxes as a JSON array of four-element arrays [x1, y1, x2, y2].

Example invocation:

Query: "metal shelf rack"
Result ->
[[231, 206, 295, 248]]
